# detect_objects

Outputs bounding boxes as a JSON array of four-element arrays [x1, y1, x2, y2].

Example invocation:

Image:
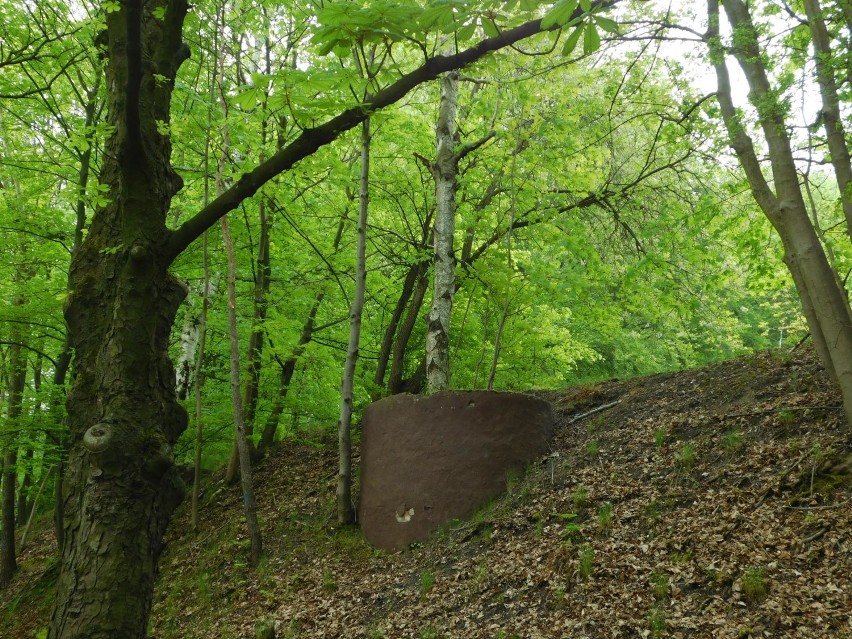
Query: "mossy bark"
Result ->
[[48, 1, 191, 636]]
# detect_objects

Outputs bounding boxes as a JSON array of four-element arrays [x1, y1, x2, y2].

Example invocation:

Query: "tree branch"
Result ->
[[164, 6, 617, 264]]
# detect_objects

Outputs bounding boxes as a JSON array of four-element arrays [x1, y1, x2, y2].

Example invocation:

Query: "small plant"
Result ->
[[776, 408, 795, 426], [654, 429, 666, 448], [650, 571, 669, 600], [554, 512, 583, 543], [322, 568, 337, 593], [675, 442, 696, 471], [197, 570, 212, 603], [644, 501, 662, 530], [562, 522, 583, 543], [578, 545, 594, 580], [473, 559, 489, 587], [722, 429, 744, 454], [740, 567, 768, 603], [572, 484, 589, 510], [367, 625, 386, 639], [419, 625, 439, 639], [597, 501, 613, 530], [506, 468, 522, 495], [420, 569, 435, 599], [586, 439, 600, 457], [648, 605, 666, 638], [553, 581, 567, 607]]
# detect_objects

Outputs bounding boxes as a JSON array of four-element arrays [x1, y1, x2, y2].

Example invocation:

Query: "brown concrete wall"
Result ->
[[358, 391, 554, 550]]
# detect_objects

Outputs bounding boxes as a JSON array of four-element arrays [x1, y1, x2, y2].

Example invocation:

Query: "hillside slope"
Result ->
[[3, 347, 851, 638]]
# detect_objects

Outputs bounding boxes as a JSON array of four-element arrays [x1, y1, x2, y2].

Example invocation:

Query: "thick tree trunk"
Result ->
[[45, 5, 593, 635], [425, 70, 460, 393], [48, 0, 192, 635], [0, 446, 13, 585]]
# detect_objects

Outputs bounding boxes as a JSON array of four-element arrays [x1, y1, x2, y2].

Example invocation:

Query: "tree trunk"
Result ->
[[425, 69, 460, 393], [258, 294, 323, 451], [222, 214, 264, 566], [48, 0, 192, 634], [191, 231, 210, 533], [214, 29, 263, 561], [802, 0, 852, 241], [257, 214, 345, 453], [389, 267, 430, 393], [487, 304, 509, 390], [336, 119, 370, 526], [373, 260, 424, 393], [1, 298, 28, 585], [16, 446, 33, 526]]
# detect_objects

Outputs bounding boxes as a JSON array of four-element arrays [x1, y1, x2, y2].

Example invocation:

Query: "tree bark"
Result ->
[[0, 335, 26, 586], [425, 69, 461, 393], [390, 267, 430, 393], [802, 0, 852, 241], [373, 259, 425, 393], [336, 119, 370, 526], [48, 0, 192, 635], [191, 231, 210, 533], [221, 214, 264, 566]]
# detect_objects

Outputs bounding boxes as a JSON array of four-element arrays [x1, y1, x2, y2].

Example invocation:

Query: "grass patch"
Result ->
[[740, 567, 768, 603], [578, 545, 594, 581]]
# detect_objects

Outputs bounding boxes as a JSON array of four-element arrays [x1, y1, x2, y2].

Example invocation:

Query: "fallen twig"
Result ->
[[568, 400, 620, 424]]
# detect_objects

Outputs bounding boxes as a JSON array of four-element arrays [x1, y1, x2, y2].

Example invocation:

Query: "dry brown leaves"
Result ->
[[144, 348, 851, 638]]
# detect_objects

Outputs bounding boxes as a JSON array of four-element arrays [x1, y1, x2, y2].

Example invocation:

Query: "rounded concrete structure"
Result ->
[[358, 390, 554, 550]]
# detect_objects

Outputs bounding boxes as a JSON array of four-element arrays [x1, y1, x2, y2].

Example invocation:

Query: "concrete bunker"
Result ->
[[358, 390, 554, 550]]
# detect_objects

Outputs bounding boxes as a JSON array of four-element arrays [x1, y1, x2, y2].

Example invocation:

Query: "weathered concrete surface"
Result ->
[[359, 391, 554, 550]]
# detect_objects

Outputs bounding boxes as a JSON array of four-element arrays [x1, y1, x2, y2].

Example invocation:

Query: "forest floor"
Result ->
[[2, 346, 851, 638]]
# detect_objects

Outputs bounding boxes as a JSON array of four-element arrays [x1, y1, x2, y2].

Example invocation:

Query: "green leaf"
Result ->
[[583, 23, 600, 55], [594, 16, 619, 34], [457, 22, 477, 42], [232, 87, 258, 111], [481, 16, 499, 37], [561, 23, 583, 55], [542, 0, 579, 29], [580, 0, 592, 11]]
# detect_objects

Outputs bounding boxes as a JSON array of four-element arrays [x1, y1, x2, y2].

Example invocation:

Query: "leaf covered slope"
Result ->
[[149, 346, 850, 639]]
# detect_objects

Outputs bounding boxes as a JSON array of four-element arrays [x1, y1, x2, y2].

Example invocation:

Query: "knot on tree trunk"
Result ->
[[83, 423, 113, 453]]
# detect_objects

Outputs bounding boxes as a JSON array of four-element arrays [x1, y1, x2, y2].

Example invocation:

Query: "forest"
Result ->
[[0, 0, 851, 636]]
